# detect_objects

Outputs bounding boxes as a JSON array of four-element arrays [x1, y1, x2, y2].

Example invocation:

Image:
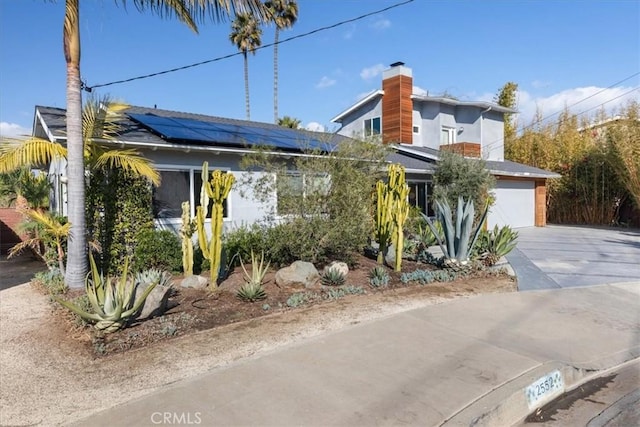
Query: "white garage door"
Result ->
[[488, 179, 535, 228]]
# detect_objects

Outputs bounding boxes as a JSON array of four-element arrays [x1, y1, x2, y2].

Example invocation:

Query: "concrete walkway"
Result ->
[[507, 225, 640, 291], [72, 282, 640, 427]]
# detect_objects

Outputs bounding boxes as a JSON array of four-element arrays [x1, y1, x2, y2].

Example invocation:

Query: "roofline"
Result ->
[[392, 144, 439, 161], [330, 90, 384, 123], [35, 108, 59, 142], [490, 169, 561, 179], [410, 95, 518, 114]]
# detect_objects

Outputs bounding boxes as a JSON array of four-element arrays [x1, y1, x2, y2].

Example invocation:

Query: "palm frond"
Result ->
[[21, 209, 71, 237], [83, 97, 129, 142], [0, 138, 67, 173], [93, 148, 161, 185]]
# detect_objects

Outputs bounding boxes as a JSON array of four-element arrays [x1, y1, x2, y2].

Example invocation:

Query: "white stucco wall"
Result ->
[[335, 98, 383, 139]]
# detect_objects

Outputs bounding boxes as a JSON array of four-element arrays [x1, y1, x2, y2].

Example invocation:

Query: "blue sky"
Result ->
[[1, 0, 638, 137]]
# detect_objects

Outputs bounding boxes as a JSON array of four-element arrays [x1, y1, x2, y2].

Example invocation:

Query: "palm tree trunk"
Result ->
[[64, 0, 87, 288], [273, 28, 279, 123], [243, 50, 250, 120]]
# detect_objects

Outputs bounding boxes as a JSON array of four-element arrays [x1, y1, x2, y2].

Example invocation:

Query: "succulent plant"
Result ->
[[369, 265, 390, 288], [400, 269, 435, 285], [239, 250, 270, 287], [55, 254, 159, 333], [236, 281, 267, 302], [476, 225, 519, 266], [320, 268, 346, 287]]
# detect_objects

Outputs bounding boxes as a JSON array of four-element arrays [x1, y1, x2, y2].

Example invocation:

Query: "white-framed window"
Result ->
[[364, 117, 381, 137], [441, 126, 456, 145], [152, 167, 229, 220], [277, 172, 330, 216]]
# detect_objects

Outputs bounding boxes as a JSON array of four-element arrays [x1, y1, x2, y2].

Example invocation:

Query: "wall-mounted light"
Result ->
[[458, 126, 464, 133]]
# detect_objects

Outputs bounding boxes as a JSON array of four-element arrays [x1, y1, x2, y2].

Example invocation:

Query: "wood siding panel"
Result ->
[[535, 179, 547, 227], [382, 74, 413, 144], [440, 142, 482, 158]]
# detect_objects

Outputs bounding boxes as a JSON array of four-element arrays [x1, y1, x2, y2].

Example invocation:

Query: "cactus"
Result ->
[[388, 164, 410, 272], [180, 201, 195, 277], [195, 162, 235, 290], [374, 180, 394, 265], [420, 196, 489, 269]]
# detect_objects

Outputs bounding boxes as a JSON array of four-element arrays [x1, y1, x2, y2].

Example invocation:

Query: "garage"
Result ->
[[488, 179, 536, 228]]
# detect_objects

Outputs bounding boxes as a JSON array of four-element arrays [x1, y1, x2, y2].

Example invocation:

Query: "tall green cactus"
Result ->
[[180, 201, 195, 277], [388, 164, 410, 272], [195, 162, 235, 289], [374, 164, 410, 271]]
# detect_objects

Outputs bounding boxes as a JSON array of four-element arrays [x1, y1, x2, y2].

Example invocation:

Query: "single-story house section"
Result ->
[[33, 103, 557, 231]]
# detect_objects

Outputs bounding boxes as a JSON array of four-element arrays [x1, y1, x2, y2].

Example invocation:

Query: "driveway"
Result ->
[[0, 252, 47, 291], [506, 225, 640, 291]]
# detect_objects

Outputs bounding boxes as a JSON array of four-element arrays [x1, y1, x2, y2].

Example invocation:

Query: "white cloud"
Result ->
[[531, 80, 551, 89], [305, 122, 325, 132], [515, 86, 639, 127], [360, 63, 385, 80], [0, 122, 30, 138], [413, 85, 428, 96], [371, 18, 391, 30], [315, 76, 336, 89]]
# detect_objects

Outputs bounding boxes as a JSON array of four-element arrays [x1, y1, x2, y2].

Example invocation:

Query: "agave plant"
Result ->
[[55, 254, 159, 333], [320, 268, 346, 287], [476, 225, 519, 266], [236, 282, 267, 302], [369, 265, 390, 288], [420, 196, 489, 270], [236, 250, 269, 302]]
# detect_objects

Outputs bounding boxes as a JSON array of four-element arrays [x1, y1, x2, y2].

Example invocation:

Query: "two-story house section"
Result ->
[[331, 62, 560, 228], [331, 62, 515, 161]]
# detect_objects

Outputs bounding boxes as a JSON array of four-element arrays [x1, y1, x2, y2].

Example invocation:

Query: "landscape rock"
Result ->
[[180, 275, 209, 289], [275, 261, 319, 289], [136, 283, 172, 320], [323, 261, 349, 277]]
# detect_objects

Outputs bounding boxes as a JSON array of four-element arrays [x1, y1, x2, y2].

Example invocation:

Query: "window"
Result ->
[[153, 169, 229, 220], [441, 126, 456, 145], [364, 117, 381, 137], [413, 126, 420, 134], [277, 172, 330, 216], [408, 181, 435, 217]]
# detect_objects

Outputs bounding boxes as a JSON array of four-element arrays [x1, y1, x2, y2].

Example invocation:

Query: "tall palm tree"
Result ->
[[59, 0, 267, 289], [265, 0, 298, 123], [230, 13, 263, 120]]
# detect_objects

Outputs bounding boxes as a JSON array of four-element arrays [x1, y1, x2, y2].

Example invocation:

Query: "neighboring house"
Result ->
[[331, 62, 559, 228]]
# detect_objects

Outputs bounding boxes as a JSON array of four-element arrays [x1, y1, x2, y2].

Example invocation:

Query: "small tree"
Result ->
[[433, 151, 495, 215]]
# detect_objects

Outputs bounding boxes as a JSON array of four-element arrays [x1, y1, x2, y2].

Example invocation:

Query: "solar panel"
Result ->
[[127, 113, 337, 153]]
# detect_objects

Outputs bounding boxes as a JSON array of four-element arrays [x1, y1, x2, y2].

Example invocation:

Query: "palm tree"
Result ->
[[265, 1, 298, 123], [230, 13, 263, 120], [59, 0, 267, 289], [0, 168, 50, 210], [277, 116, 301, 129]]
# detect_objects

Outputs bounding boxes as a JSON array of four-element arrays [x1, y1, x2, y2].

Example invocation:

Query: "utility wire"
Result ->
[[482, 72, 640, 152], [84, 0, 414, 92]]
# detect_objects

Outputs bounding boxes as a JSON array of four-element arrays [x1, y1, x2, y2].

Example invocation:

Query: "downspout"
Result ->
[[480, 106, 492, 159]]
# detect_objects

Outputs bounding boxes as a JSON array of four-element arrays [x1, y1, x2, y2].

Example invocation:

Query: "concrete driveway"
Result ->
[[506, 225, 640, 291]]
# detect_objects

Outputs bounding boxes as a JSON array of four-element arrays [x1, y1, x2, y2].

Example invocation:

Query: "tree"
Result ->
[[495, 82, 519, 144], [0, 168, 50, 210], [265, 0, 298, 123], [277, 115, 301, 129], [230, 12, 263, 120], [59, 0, 267, 289]]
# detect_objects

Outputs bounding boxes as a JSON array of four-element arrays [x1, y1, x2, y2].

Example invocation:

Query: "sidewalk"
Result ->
[[72, 282, 640, 427]]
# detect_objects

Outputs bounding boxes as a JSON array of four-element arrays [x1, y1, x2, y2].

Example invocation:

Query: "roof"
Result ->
[[35, 105, 350, 154], [330, 90, 384, 123], [330, 91, 516, 123]]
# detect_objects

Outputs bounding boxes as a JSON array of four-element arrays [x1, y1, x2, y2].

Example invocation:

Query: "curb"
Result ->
[[441, 351, 640, 427]]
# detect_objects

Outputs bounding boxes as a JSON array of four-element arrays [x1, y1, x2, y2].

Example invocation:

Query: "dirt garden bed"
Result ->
[[46, 254, 516, 358]]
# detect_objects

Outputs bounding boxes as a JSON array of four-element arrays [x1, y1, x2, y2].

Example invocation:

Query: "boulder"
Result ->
[[323, 261, 349, 277], [180, 275, 209, 289], [275, 261, 319, 289], [136, 283, 172, 320]]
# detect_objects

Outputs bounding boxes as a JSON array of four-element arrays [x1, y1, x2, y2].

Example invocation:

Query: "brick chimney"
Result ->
[[382, 62, 413, 144]]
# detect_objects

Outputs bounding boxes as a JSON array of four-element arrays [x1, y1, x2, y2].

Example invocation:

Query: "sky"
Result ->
[[1, 0, 639, 138]]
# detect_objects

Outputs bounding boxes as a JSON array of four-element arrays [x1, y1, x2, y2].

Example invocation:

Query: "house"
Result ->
[[331, 62, 559, 228]]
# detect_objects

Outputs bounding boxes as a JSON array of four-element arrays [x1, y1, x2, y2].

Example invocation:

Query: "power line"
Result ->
[[84, 0, 414, 92], [482, 73, 640, 153]]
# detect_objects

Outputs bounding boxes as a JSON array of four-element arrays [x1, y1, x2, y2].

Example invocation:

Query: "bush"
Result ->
[[133, 229, 182, 273]]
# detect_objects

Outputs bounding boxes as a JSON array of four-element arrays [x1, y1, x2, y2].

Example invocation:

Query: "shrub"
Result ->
[[33, 268, 66, 295], [224, 223, 269, 267], [133, 229, 182, 273]]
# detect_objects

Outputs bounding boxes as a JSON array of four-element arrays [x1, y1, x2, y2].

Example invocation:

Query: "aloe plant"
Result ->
[[55, 253, 159, 333], [476, 225, 519, 266], [420, 196, 489, 269], [236, 250, 269, 302]]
